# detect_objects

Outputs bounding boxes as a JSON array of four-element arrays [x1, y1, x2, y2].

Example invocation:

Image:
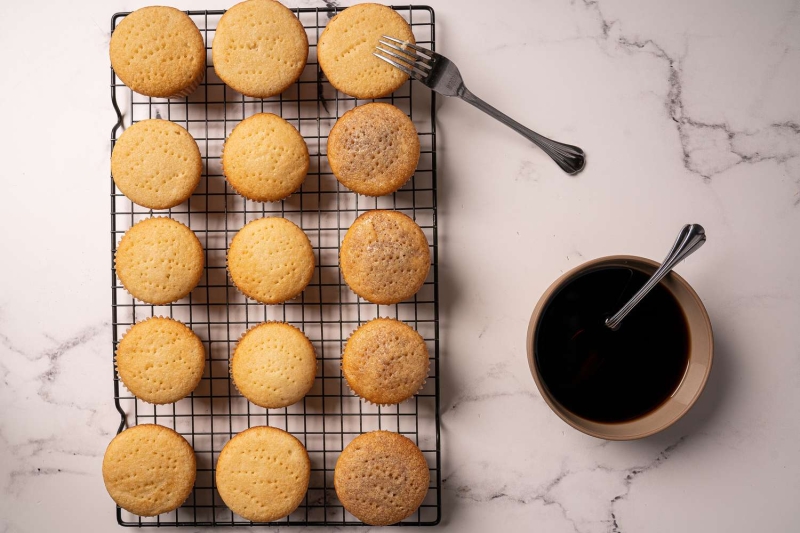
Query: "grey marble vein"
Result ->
[[607, 437, 687, 532], [580, 0, 800, 181], [35, 323, 107, 404], [444, 437, 686, 533]]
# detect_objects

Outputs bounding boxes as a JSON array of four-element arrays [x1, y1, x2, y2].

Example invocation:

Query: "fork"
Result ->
[[374, 36, 586, 175]]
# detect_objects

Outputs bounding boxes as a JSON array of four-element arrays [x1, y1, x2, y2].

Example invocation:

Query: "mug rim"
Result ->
[[526, 255, 714, 440]]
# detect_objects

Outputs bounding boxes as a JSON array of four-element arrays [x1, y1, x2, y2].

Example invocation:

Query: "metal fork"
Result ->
[[374, 36, 586, 175]]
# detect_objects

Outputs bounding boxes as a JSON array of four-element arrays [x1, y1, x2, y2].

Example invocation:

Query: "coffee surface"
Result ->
[[536, 267, 690, 423]]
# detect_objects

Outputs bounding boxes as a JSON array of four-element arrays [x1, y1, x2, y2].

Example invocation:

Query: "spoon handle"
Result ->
[[605, 224, 706, 331]]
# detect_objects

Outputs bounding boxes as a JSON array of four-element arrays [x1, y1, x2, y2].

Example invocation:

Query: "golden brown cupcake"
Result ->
[[343, 318, 429, 405], [327, 103, 420, 196], [112, 119, 202, 209], [102, 424, 196, 516], [115, 217, 204, 305], [334, 431, 429, 525], [216, 426, 310, 522], [231, 322, 316, 408], [222, 113, 309, 202], [317, 3, 415, 99], [339, 210, 430, 304], [116, 317, 206, 404], [227, 217, 314, 304], [212, 0, 309, 98], [110, 7, 205, 98]]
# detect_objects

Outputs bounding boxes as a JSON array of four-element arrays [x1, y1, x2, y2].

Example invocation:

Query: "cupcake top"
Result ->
[[112, 119, 202, 209], [227, 217, 315, 304], [110, 6, 206, 98], [116, 317, 206, 404], [102, 424, 196, 516], [327, 103, 420, 196], [343, 318, 429, 405], [212, 0, 309, 98], [216, 426, 311, 522], [222, 113, 309, 202], [231, 322, 317, 409], [339, 210, 430, 305], [334, 431, 429, 526], [317, 3, 415, 99], [115, 217, 204, 305]]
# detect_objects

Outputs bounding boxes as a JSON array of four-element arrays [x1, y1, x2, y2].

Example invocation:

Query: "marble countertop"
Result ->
[[2, 0, 799, 531]]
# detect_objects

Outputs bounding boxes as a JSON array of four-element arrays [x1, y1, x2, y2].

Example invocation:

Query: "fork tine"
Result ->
[[381, 35, 434, 57], [378, 40, 434, 68], [375, 45, 432, 75], [373, 52, 425, 81]]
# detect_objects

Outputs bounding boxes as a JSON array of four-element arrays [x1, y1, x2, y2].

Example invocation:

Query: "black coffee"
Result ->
[[536, 267, 689, 423]]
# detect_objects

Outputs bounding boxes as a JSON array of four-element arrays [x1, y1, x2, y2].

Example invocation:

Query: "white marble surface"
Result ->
[[1, 0, 800, 531]]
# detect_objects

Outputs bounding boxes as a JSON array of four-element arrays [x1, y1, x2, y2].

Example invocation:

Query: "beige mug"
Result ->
[[526, 255, 713, 440]]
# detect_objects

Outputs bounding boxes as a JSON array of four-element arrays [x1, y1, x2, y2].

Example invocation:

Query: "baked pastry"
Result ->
[[231, 322, 316, 408], [102, 424, 196, 516], [343, 318, 429, 405], [115, 217, 204, 305], [317, 3, 415, 99], [116, 317, 206, 404], [222, 113, 309, 202], [216, 426, 311, 522], [227, 217, 314, 304], [327, 103, 419, 196], [110, 6, 205, 98], [212, 0, 309, 98], [339, 210, 430, 304], [112, 119, 202, 209], [334, 431, 429, 525]]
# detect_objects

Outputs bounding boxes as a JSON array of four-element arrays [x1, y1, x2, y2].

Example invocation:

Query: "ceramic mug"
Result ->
[[526, 255, 713, 440]]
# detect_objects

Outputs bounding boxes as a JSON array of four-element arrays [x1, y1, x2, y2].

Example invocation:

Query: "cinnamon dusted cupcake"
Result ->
[[334, 431, 429, 525], [327, 103, 420, 196], [343, 318, 429, 405], [339, 210, 430, 304], [110, 7, 205, 98]]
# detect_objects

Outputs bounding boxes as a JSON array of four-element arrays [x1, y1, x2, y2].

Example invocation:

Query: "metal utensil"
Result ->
[[374, 35, 586, 175], [605, 224, 706, 331]]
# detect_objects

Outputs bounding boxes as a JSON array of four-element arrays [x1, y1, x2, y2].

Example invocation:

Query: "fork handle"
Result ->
[[458, 87, 586, 175]]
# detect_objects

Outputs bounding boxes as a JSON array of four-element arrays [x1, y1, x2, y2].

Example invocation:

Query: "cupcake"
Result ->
[[343, 318, 429, 405], [115, 217, 204, 305], [339, 210, 430, 304], [116, 317, 206, 404], [110, 6, 205, 98], [222, 113, 309, 202], [112, 119, 202, 209], [334, 431, 429, 525], [327, 103, 420, 196], [212, 0, 309, 98], [231, 322, 317, 409], [102, 424, 196, 516], [216, 426, 311, 522], [227, 217, 314, 304], [317, 3, 415, 99]]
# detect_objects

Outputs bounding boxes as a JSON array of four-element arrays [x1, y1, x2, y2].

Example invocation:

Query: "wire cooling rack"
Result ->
[[109, 5, 439, 527]]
